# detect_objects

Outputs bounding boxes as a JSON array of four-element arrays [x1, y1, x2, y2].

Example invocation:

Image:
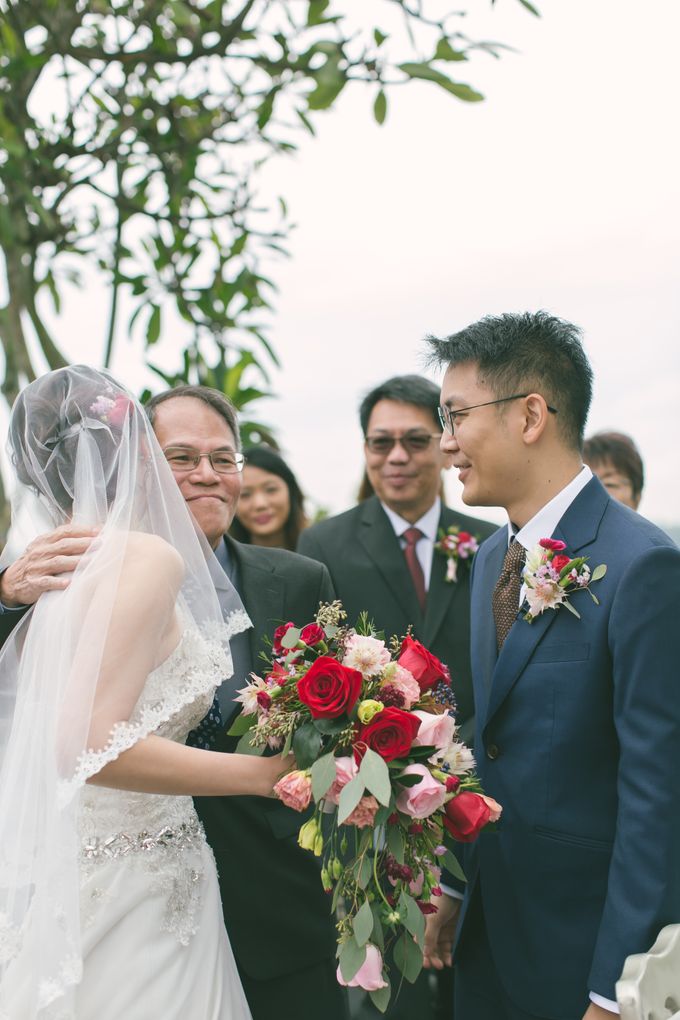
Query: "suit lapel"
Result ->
[[472, 529, 507, 721], [423, 507, 466, 647], [483, 477, 610, 729], [227, 539, 285, 667], [357, 498, 424, 629]]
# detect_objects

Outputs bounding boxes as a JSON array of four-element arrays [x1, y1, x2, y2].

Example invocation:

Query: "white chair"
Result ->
[[617, 925, 680, 1020]]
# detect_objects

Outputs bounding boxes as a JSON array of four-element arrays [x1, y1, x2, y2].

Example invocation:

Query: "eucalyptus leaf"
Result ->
[[369, 976, 391, 1013], [591, 563, 607, 582], [399, 891, 425, 947], [311, 753, 336, 801], [359, 747, 391, 805], [563, 600, 581, 618], [442, 848, 466, 883], [393, 932, 423, 984], [280, 627, 301, 649], [353, 899, 374, 947], [370, 902, 385, 949], [338, 936, 367, 983], [235, 731, 264, 756], [386, 824, 405, 864], [356, 854, 373, 890], [338, 775, 366, 824], [226, 711, 256, 737]]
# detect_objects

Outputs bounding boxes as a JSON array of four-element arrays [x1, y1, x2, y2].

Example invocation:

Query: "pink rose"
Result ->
[[481, 794, 503, 823], [107, 395, 133, 428], [412, 710, 456, 750], [273, 770, 312, 812], [395, 764, 447, 819], [539, 537, 567, 552], [344, 794, 380, 829], [325, 756, 358, 806], [384, 665, 421, 709], [336, 944, 387, 991]]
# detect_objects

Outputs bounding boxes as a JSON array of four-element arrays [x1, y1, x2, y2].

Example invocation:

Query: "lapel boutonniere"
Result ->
[[522, 537, 607, 622], [435, 526, 481, 583]]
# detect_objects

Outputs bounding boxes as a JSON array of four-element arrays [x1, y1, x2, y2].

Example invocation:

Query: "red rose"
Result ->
[[272, 621, 296, 656], [398, 636, 448, 692], [297, 656, 362, 719], [443, 792, 491, 843], [539, 538, 567, 552], [356, 706, 421, 762], [551, 554, 571, 573], [300, 623, 325, 646]]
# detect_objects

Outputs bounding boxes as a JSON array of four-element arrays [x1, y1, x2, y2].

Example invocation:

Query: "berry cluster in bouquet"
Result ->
[[229, 602, 500, 1012]]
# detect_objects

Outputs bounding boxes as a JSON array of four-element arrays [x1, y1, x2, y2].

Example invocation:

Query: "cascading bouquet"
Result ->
[[229, 602, 500, 1012]]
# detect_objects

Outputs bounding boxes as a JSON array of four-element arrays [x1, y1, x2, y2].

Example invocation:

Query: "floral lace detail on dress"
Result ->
[[59, 624, 236, 805]]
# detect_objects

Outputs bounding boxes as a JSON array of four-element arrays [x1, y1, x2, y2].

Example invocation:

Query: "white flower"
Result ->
[[431, 741, 476, 775], [235, 673, 271, 715], [445, 558, 458, 583], [523, 544, 545, 578], [342, 634, 390, 677], [524, 579, 566, 617]]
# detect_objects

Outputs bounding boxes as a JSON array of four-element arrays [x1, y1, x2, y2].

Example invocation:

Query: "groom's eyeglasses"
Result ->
[[163, 446, 246, 474], [438, 395, 558, 435], [365, 432, 442, 456]]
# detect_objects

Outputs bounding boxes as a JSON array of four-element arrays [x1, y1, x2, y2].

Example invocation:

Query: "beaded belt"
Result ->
[[82, 816, 203, 862]]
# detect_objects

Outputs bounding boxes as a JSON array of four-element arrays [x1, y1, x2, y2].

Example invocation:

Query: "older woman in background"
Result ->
[[583, 430, 644, 511], [230, 446, 308, 551]]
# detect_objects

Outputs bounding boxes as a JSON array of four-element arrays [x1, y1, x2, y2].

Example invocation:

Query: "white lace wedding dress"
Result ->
[[3, 626, 253, 1020]]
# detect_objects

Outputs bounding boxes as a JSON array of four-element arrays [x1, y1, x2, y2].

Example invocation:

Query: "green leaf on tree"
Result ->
[[434, 38, 467, 62], [373, 89, 387, 125], [398, 62, 484, 102]]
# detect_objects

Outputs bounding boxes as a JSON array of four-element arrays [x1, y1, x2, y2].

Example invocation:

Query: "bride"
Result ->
[[0, 366, 286, 1019]]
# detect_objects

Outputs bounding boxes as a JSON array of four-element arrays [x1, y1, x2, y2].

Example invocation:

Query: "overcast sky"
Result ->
[[4, 0, 679, 529]]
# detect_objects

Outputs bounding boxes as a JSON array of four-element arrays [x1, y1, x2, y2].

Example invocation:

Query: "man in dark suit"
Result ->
[[423, 312, 680, 1020], [298, 375, 494, 1019], [0, 385, 347, 1020], [298, 375, 495, 746]]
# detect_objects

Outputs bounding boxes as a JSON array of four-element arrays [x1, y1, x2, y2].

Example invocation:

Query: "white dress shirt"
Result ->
[[381, 497, 441, 591]]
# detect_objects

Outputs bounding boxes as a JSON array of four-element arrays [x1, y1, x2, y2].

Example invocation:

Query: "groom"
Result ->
[[423, 312, 680, 1020]]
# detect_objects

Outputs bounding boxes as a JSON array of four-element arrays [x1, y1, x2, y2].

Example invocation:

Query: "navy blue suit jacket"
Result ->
[[458, 477, 680, 1018]]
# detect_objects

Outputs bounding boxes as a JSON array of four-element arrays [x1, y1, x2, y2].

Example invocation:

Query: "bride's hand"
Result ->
[[264, 752, 296, 796]]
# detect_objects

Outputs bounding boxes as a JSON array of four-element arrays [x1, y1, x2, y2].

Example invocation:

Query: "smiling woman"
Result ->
[[230, 446, 308, 551]]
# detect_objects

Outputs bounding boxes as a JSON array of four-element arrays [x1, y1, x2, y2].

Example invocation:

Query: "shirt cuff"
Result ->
[[439, 882, 464, 901], [0, 601, 26, 614], [590, 991, 620, 1013]]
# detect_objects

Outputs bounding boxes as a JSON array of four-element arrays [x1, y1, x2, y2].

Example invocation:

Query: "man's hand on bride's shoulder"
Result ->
[[0, 523, 99, 608], [423, 893, 461, 970]]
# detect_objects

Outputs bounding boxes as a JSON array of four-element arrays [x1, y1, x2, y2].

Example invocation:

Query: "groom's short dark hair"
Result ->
[[359, 375, 441, 435], [425, 311, 593, 449]]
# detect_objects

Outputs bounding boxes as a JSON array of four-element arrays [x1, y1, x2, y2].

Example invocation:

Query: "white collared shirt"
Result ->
[[381, 498, 441, 590], [508, 466, 593, 607]]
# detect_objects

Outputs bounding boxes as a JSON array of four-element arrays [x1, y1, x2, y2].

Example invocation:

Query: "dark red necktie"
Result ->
[[402, 527, 426, 612]]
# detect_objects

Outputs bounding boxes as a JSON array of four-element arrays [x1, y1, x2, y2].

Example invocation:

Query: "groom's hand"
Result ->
[[423, 893, 460, 970], [0, 525, 99, 607]]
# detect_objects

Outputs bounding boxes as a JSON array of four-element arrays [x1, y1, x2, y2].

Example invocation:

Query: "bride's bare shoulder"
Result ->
[[123, 532, 185, 586]]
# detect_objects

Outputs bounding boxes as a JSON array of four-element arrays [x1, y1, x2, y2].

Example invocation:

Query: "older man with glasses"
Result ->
[[0, 384, 347, 1020], [298, 374, 495, 1020]]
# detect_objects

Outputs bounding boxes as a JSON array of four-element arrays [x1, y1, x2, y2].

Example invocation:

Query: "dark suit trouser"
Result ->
[[237, 956, 349, 1020], [455, 889, 580, 1020]]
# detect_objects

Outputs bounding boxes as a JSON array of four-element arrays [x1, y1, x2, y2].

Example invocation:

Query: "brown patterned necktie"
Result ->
[[492, 539, 526, 650], [402, 527, 426, 612]]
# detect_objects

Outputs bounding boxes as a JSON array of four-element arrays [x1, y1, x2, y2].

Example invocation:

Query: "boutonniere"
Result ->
[[522, 537, 607, 622], [435, 527, 481, 583]]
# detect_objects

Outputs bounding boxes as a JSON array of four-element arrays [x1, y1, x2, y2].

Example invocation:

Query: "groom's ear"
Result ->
[[521, 393, 553, 446]]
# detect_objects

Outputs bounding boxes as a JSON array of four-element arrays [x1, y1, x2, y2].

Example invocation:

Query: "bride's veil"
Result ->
[[0, 366, 250, 1017]]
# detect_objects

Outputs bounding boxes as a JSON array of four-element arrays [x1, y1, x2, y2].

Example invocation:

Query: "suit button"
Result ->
[[486, 743, 500, 760]]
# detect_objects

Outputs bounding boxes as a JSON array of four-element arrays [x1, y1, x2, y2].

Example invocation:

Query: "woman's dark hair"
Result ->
[[229, 446, 307, 551], [583, 431, 644, 499]]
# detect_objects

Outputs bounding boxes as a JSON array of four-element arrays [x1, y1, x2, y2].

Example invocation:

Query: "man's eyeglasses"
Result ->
[[365, 432, 441, 455], [164, 446, 246, 474], [437, 394, 558, 435]]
